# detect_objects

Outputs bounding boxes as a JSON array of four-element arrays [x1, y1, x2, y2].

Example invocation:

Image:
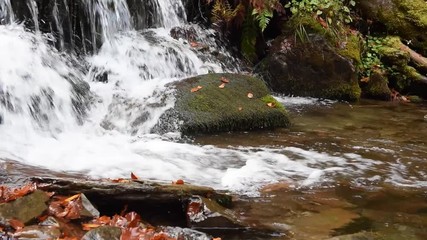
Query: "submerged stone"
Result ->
[[13, 225, 61, 239], [154, 73, 290, 134], [0, 190, 49, 225], [187, 196, 243, 229]]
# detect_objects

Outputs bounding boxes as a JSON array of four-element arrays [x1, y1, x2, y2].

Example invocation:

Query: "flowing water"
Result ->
[[1, 0, 427, 239]]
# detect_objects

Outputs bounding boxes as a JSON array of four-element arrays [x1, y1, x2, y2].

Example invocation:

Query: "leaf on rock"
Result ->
[[82, 223, 101, 231], [220, 77, 229, 83], [9, 219, 24, 230], [0, 183, 37, 203], [267, 102, 276, 108], [190, 41, 199, 48], [218, 83, 226, 89], [64, 194, 80, 203], [130, 172, 139, 180], [174, 179, 184, 185], [191, 86, 203, 93], [247, 92, 254, 99]]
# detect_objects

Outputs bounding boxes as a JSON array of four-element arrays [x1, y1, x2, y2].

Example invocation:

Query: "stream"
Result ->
[[1, 0, 427, 239]]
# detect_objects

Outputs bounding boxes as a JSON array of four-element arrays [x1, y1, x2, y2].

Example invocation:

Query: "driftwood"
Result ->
[[399, 43, 427, 84]]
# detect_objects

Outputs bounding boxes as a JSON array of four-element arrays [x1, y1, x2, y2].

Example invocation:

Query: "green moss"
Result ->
[[321, 82, 362, 102], [171, 73, 290, 134], [338, 34, 362, 64], [261, 95, 285, 110]]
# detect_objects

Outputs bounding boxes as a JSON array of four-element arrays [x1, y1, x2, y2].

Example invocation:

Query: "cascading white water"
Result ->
[[0, 0, 387, 195], [0, 0, 13, 24]]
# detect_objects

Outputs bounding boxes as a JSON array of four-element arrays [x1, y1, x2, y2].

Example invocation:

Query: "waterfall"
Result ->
[[0, 0, 13, 24]]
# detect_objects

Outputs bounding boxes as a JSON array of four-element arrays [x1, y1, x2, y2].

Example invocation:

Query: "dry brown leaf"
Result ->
[[238, 107, 243, 111], [191, 86, 203, 93], [190, 41, 199, 48], [267, 102, 276, 108], [130, 172, 139, 180], [220, 77, 229, 83], [247, 92, 254, 99], [218, 83, 226, 89]]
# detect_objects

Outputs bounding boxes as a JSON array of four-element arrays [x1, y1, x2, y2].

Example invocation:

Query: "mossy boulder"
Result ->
[[356, 0, 427, 55], [255, 33, 361, 101], [361, 69, 391, 101], [154, 73, 290, 134]]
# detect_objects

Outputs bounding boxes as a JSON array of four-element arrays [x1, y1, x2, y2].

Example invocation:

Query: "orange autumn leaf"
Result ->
[[9, 219, 24, 230], [64, 194, 80, 203], [82, 223, 101, 231], [267, 102, 276, 108], [218, 83, 226, 89], [220, 77, 229, 83], [213, 238, 222, 240], [247, 92, 254, 99], [175, 179, 184, 185], [190, 86, 203, 93], [190, 41, 199, 48], [130, 172, 139, 180]]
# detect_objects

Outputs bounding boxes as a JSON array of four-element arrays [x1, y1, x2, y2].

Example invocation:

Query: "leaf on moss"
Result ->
[[220, 77, 229, 83], [247, 92, 254, 99], [218, 83, 226, 89], [191, 86, 203, 92]]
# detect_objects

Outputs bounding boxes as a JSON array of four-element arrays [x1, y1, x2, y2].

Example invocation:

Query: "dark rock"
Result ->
[[170, 26, 197, 42], [187, 196, 243, 229], [82, 226, 121, 240], [13, 225, 61, 239], [154, 73, 290, 134], [0, 190, 49, 225], [361, 70, 391, 101], [256, 34, 361, 101]]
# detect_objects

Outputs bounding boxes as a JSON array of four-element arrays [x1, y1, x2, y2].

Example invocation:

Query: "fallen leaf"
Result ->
[[64, 194, 80, 203], [267, 102, 276, 108], [218, 83, 226, 89], [213, 238, 222, 240], [360, 77, 369, 83], [190, 41, 199, 48], [238, 107, 243, 111], [220, 77, 229, 83], [175, 179, 185, 185], [9, 219, 24, 230], [191, 86, 203, 93], [317, 16, 328, 29], [130, 172, 139, 180], [247, 92, 254, 99], [82, 223, 101, 231]]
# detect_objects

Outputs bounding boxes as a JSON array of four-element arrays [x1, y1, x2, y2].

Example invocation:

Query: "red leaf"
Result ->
[[130, 172, 139, 180], [175, 179, 184, 185], [220, 77, 229, 83]]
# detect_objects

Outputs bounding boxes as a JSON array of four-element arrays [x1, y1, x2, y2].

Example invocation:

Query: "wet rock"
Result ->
[[361, 70, 391, 101], [81, 226, 121, 240], [187, 196, 243, 229], [328, 231, 380, 240], [170, 26, 198, 42], [154, 73, 290, 134], [80, 193, 100, 219], [0, 190, 49, 225], [256, 34, 361, 101], [13, 225, 61, 239], [162, 226, 211, 240]]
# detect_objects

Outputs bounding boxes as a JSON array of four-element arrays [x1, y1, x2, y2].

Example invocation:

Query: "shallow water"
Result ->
[[194, 99, 427, 239]]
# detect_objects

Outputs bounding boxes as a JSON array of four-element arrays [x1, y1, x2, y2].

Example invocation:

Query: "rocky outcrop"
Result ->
[[256, 33, 361, 101], [356, 0, 427, 55], [360, 70, 391, 101], [154, 73, 290, 134]]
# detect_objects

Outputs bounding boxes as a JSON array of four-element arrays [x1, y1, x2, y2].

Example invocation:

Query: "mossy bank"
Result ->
[[154, 73, 290, 134]]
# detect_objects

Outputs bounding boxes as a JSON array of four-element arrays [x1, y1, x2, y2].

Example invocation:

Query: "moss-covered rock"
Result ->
[[357, 0, 427, 55], [361, 69, 391, 101], [255, 33, 361, 101], [154, 73, 290, 134]]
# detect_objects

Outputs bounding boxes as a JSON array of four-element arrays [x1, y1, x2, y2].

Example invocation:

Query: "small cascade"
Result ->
[[26, 0, 40, 32], [0, 0, 13, 24]]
